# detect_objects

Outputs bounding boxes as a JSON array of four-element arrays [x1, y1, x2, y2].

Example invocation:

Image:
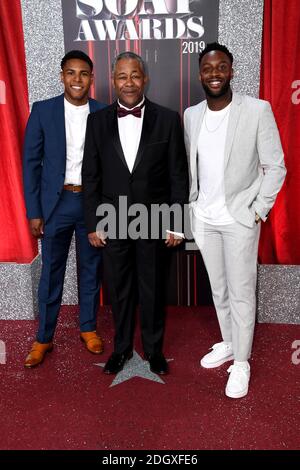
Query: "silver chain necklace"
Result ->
[[204, 104, 231, 133]]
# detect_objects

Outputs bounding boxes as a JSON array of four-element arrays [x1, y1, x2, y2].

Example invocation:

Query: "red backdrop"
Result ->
[[259, 0, 300, 264], [0, 0, 37, 263]]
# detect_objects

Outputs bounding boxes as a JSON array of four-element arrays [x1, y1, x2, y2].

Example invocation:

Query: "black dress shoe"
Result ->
[[144, 353, 169, 375], [103, 351, 133, 374]]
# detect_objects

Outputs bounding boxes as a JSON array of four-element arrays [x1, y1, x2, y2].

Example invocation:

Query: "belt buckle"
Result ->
[[71, 185, 80, 193]]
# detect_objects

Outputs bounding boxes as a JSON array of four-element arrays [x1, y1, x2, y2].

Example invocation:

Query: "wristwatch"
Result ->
[[255, 213, 261, 224]]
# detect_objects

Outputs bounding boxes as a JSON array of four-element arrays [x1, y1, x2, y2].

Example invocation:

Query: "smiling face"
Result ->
[[112, 58, 148, 109], [60, 58, 93, 106], [199, 50, 233, 99]]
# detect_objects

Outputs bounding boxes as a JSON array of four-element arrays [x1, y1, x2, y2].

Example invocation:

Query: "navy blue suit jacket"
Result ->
[[23, 93, 105, 223]]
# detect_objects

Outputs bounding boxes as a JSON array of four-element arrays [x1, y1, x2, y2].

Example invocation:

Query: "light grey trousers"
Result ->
[[191, 214, 261, 361]]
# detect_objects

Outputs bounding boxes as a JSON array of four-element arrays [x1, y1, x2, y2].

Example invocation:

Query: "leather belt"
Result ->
[[63, 184, 82, 192]]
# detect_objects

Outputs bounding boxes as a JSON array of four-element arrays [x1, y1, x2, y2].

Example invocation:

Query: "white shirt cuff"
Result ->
[[166, 230, 185, 239]]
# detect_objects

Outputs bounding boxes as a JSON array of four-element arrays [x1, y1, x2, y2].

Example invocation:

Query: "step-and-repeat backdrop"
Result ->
[[61, 0, 220, 305], [62, 0, 219, 112]]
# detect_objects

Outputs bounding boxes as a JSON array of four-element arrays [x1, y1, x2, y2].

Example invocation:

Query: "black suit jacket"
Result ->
[[82, 98, 189, 235]]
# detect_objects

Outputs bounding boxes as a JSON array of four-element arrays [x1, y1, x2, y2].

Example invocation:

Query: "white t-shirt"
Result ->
[[193, 102, 235, 225], [64, 98, 90, 185]]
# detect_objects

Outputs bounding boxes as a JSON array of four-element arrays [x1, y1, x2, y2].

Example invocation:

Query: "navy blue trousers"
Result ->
[[37, 190, 102, 343]]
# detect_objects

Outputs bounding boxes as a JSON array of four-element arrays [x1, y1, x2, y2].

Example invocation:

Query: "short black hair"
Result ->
[[111, 51, 146, 75], [199, 42, 233, 67], [61, 50, 93, 71]]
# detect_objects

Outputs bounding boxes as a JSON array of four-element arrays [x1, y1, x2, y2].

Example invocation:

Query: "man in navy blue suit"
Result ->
[[23, 50, 106, 368]]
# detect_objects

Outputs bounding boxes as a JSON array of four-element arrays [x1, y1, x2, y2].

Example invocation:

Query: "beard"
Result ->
[[202, 78, 231, 99]]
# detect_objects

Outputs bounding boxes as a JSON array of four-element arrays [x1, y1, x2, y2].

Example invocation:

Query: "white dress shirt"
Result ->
[[117, 97, 183, 238], [64, 98, 90, 185], [193, 103, 235, 225], [117, 97, 145, 173]]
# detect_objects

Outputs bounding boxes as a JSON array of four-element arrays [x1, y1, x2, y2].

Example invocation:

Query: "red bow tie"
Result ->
[[117, 103, 145, 118]]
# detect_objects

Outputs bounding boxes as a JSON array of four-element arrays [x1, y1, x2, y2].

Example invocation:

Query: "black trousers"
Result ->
[[104, 238, 168, 355]]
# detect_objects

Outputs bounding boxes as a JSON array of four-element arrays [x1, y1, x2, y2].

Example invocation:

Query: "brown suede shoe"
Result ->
[[24, 341, 53, 368], [80, 331, 104, 354]]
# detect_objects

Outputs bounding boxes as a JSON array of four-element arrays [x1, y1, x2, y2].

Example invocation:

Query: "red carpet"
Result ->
[[0, 306, 299, 450]]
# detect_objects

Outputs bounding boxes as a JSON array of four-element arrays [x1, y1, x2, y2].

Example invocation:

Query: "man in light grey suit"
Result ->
[[184, 43, 286, 398]]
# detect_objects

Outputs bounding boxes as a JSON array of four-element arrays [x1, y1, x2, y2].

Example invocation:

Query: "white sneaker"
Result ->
[[225, 363, 250, 399], [200, 342, 234, 369]]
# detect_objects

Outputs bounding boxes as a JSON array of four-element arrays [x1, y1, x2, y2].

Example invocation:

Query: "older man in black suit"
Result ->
[[82, 51, 188, 375]]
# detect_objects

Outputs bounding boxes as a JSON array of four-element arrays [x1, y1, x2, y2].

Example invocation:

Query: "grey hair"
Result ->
[[111, 51, 146, 74]]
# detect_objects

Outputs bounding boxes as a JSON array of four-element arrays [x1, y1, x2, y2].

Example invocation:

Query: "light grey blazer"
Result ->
[[183, 92, 286, 227]]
